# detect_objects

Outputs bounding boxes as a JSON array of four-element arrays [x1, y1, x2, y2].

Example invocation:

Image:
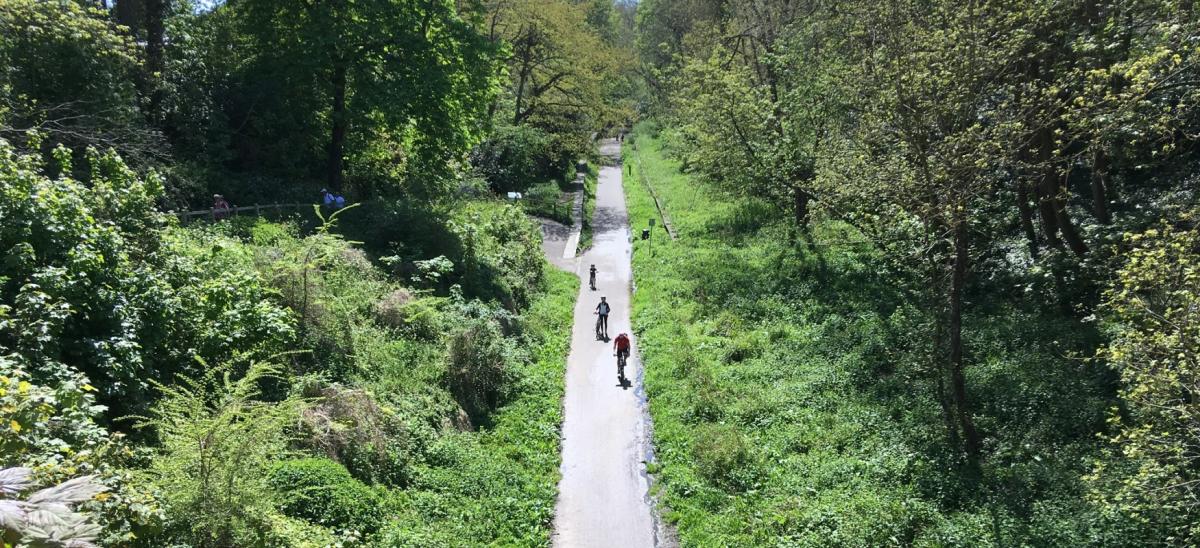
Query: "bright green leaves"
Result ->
[[0, 0, 151, 162], [0, 142, 296, 421], [1090, 220, 1200, 543]]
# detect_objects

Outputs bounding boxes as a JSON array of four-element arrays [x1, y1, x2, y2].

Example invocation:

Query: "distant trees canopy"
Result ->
[[235, 0, 499, 192], [638, 0, 1200, 532], [482, 0, 632, 153], [0, 0, 631, 205]]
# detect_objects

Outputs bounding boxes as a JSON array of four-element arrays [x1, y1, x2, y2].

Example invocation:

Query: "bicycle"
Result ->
[[615, 350, 628, 381], [595, 315, 604, 340]]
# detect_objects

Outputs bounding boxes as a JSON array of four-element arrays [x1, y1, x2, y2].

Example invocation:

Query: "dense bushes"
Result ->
[[0, 143, 295, 421], [269, 458, 388, 533], [1, 129, 577, 545], [470, 126, 569, 193], [451, 202, 546, 309], [446, 317, 517, 426]]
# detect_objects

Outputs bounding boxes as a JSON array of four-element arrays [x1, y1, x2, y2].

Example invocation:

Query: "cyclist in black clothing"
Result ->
[[595, 297, 610, 339], [589, 264, 597, 290]]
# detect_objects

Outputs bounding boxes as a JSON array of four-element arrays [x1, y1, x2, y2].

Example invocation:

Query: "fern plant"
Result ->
[[134, 359, 310, 547]]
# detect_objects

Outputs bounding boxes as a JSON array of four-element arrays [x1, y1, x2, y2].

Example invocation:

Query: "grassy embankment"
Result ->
[[380, 266, 576, 545], [175, 203, 576, 546], [624, 125, 1114, 545]]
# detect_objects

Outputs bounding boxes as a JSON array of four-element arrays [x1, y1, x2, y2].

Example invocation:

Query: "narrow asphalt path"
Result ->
[[551, 139, 669, 547]]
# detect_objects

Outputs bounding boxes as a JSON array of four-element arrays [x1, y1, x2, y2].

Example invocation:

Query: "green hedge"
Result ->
[[269, 458, 389, 533]]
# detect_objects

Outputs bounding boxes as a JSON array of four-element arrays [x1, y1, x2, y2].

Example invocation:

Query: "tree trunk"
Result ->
[[936, 369, 961, 450], [513, 62, 529, 125], [1056, 171, 1090, 255], [1017, 181, 1039, 260], [929, 264, 961, 449], [949, 211, 981, 462], [1035, 130, 1064, 249], [793, 187, 810, 228], [327, 59, 348, 192], [144, 0, 166, 124], [1091, 148, 1112, 224], [115, 0, 143, 31]]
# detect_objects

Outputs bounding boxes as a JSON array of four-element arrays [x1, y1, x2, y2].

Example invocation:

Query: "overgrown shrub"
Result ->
[[469, 126, 566, 193], [371, 285, 450, 342], [137, 362, 309, 547], [446, 317, 516, 426], [298, 385, 413, 486], [691, 423, 754, 491], [268, 458, 387, 533], [373, 288, 417, 330]]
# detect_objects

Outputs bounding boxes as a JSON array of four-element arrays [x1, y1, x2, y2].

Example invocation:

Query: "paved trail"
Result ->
[[551, 139, 670, 548]]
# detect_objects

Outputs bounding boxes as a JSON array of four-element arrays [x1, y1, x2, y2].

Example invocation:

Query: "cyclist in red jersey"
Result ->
[[613, 333, 631, 375]]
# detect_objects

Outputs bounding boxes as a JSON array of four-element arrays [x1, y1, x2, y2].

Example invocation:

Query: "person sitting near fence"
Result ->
[[212, 194, 232, 220], [320, 189, 347, 210]]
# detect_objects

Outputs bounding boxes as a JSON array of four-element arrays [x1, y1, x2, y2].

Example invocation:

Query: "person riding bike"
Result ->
[[594, 296, 611, 339], [589, 264, 597, 291], [613, 332, 631, 377]]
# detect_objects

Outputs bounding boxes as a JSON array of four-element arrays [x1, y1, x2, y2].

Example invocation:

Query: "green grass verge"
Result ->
[[623, 123, 1113, 546]]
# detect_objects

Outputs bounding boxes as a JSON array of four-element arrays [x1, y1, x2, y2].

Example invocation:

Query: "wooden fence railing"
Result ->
[[172, 202, 313, 223]]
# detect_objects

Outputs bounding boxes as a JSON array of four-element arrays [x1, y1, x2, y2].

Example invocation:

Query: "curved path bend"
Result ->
[[549, 139, 673, 548]]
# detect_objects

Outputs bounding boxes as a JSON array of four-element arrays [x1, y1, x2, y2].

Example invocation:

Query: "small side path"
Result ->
[[550, 139, 676, 548]]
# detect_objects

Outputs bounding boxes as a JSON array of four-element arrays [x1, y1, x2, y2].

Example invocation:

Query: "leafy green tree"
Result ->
[[236, 0, 500, 192], [485, 0, 624, 151], [1090, 220, 1200, 543], [469, 125, 563, 193], [0, 0, 160, 164]]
